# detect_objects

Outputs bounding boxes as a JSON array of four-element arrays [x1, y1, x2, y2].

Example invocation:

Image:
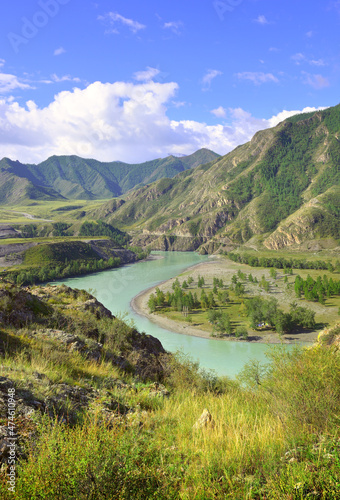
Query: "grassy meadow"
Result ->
[[0, 199, 112, 224], [0, 323, 339, 499]]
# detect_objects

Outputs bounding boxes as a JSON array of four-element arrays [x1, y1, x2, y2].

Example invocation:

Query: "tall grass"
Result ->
[[0, 339, 339, 499]]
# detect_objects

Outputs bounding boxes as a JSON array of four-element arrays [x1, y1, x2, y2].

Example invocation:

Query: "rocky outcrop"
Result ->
[[31, 329, 104, 362], [0, 225, 21, 239], [0, 284, 51, 326], [264, 211, 319, 250], [150, 235, 205, 252], [316, 324, 340, 348], [88, 240, 137, 264], [193, 409, 215, 430]]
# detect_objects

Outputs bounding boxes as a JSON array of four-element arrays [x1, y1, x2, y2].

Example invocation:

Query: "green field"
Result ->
[[0, 199, 112, 224]]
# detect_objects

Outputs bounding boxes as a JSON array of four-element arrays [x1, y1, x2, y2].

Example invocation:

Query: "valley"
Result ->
[[0, 105, 339, 500]]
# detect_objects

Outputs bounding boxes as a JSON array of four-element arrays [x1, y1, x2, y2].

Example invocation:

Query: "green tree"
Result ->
[[148, 294, 157, 313], [270, 268, 277, 279]]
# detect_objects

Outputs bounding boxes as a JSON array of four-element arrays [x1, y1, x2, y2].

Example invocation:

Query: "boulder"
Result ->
[[193, 409, 215, 430]]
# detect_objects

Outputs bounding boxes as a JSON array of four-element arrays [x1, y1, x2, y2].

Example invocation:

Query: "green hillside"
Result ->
[[0, 281, 339, 499], [0, 149, 219, 204], [96, 104, 340, 251]]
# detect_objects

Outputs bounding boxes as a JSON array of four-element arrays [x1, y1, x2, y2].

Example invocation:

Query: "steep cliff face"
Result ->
[[95, 104, 340, 252], [131, 233, 205, 251]]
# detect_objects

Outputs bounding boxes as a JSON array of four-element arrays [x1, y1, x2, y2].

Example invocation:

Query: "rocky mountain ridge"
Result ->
[[0, 149, 219, 204], [95, 105, 340, 252]]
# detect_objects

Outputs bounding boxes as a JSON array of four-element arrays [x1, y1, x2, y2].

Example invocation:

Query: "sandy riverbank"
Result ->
[[130, 258, 319, 344]]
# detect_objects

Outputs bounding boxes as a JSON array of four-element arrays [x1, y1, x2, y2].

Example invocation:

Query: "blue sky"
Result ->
[[0, 0, 339, 163]]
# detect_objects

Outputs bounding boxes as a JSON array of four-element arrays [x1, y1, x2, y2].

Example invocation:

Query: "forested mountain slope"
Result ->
[[96, 104, 340, 251], [0, 149, 219, 204]]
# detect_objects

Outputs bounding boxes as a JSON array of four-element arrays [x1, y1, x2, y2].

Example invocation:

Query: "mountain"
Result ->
[[94, 104, 340, 251], [0, 149, 220, 204], [0, 158, 64, 205]]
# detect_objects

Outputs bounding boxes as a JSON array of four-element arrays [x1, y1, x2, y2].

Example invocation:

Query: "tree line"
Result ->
[[3, 256, 122, 286], [227, 252, 338, 272], [294, 274, 340, 303]]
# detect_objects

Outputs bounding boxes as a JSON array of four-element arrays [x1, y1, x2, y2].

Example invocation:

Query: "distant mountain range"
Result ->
[[93, 104, 340, 251], [1, 105, 339, 252], [0, 149, 220, 204]]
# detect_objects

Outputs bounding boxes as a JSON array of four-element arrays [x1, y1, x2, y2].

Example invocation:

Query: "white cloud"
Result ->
[[163, 21, 183, 35], [306, 31, 314, 38], [134, 67, 160, 82], [254, 15, 269, 24], [291, 53, 326, 67], [211, 106, 227, 118], [172, 101, 186, 108], [291, 53, 305, 64], [0, 60, 32, 94], [98, 12, 146, 34], [267, 106, 327, 127], [54, 47, 66, 56], [236, 72, 279, 85], [51, 74, 81, 83], [302, 73, 330, 89], [202, 70, 222, 89], [0, 79, 329, 164], [0, 73, 31, 94], [309, 59, 326, 67]]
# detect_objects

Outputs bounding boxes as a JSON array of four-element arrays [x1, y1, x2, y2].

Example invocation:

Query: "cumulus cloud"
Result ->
[[0, 79, 328, 164], [98, 12, 146, 34], [236, 72, 279, 85], [211, 106, 227, 118], [267, 106, 327, 127], [134, 67, 160, 82], [54, 47, 66, 56], [202, 70, 222, 89]]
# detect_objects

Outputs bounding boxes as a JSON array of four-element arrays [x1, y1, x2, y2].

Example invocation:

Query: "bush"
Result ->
[[235, 326, 248, 339]]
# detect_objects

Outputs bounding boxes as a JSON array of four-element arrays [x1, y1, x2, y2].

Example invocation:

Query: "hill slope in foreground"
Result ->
[[97, 104, 340, 252], [0, 149, 219, 204], [0, 281, 339, 498]]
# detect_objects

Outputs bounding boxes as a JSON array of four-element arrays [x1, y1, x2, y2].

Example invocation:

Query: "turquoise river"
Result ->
[[54, 251, 296, 378]]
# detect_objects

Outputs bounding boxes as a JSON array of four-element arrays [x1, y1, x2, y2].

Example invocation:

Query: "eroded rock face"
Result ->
[[0, 225, 21, 239], [264, 218, 314, 250]]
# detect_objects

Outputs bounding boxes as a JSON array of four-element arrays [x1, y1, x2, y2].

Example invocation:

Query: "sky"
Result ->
[[0, 0, 339, 164]]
